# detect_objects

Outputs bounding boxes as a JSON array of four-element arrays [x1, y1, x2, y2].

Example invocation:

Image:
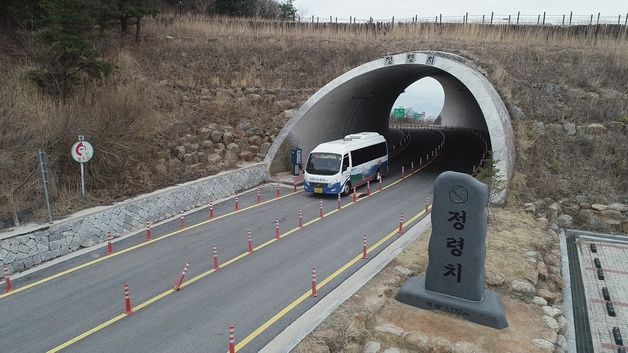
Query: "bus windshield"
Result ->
[[306, 153, 342, 176]]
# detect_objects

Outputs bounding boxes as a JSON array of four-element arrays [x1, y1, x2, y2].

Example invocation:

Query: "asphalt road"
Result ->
[[0, 127, 486, 353]]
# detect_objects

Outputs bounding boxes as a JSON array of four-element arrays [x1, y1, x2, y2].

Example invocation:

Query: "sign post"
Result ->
[[396, 171, 508, 329], [71, 135, 94, 200]]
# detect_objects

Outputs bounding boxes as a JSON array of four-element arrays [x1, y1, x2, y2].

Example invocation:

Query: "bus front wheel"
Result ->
[[342, 182, 351, 196]]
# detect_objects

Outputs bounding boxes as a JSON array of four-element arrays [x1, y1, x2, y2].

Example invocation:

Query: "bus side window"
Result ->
[[342, 154, 349, 172]]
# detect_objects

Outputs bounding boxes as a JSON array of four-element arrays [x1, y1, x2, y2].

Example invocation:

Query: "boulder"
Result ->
[[510, 279, 535, 298], [543, 315, 560, 331], [238, 151, 254, 162], [585, 123, 607, 135], [223, 132, 235, 144], [226, 143, 239, 152], [174, 146, 186, 160], [486, 272, 506, 287], [207, 154, 221, 165], [556, 214, 573, 228], [224, 150, 238, 165], [198, 127, 211, 140], [524, 203, 536, 213], [531, 338, 554, 351], [211, 131, 223, 143], [374, 323, 404, 336], [591, 203, 608, 211], [363, 341, 381, 353], [201, 140, 214, 149], [542, 306, 562, 318], [542, 83, 560, 96], [537, 261, 549, 281], [532, 296, 548, 306], [533, 121, 546, 132], [609, 203, 628, 212], [563, 122, 576, 136], [259, 142, 271, 155], [404, 332, 429, 350], [537, 288, 558, 304]]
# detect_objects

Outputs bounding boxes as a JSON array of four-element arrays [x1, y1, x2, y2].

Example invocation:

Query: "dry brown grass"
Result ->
[[1, 16, 626, 227]]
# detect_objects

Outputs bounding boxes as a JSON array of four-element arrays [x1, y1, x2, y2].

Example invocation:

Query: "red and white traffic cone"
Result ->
[[311, 267, 318, 297], [3, 266, 11, 293], [209, 201, 215, 219], [229, 323, 236, 353], [401, 166, 405, 179], [293, 177, 297, 192], [174, 261, 190, 290], [213, 245, 219, 271], [367, 180, 371, 196], [275, 219, 280, 240], [146, 221, 152, 241], [362, 235, 368, 259], [256, 188, 261, 204], [353, 187, 357, 203], [398, 212, 404, 234], [235, 196, 239, 211], [275, 183, 280, 198], [107, 232, 113, 255], [298, 209, 303, 228], [337, 193, 342, 210], [425, 197, 430, 213], [123, 283, 133, 314], [179, 211, 185, 229], [247, 231, 253, 253], [319, 200, 324, 219]]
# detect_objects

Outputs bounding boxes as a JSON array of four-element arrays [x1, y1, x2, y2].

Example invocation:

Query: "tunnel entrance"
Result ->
[[266, 51, 514, 203]]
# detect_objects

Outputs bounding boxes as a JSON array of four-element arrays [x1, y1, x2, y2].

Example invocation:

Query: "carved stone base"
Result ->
[[396, 276, 509, 329]]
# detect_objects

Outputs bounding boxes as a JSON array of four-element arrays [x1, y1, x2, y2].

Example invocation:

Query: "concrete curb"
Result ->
[[558, 229, 577, 353], [259, 214, 432, 353]]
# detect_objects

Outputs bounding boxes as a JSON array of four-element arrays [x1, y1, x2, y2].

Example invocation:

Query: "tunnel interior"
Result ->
[[266, 52, 513, 203]]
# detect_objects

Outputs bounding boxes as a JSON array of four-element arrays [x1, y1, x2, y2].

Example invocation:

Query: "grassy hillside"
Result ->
[[1, 17, 626, 228]]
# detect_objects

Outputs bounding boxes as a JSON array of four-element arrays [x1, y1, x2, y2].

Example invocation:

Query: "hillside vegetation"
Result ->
[[0, 16, 626, 230]]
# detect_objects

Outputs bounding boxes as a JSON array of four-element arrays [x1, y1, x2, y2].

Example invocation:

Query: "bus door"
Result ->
[[341, 154, 350, 185]]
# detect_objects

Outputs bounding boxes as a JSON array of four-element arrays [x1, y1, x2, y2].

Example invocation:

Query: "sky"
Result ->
[[293, 0, 626, 20], [393, 78, 444, 117]]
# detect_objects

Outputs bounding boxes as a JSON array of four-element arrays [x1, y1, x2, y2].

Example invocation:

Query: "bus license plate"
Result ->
[[314, 187, 323, 193]]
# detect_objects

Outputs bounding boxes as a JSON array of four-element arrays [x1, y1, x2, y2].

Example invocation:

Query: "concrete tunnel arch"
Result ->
[[265, 51, 515, 203]]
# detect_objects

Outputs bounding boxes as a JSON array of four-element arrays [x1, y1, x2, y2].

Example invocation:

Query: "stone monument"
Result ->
[[396, 171, 508, 329]]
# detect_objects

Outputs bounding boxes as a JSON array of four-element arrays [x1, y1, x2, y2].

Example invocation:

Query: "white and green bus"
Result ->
[[304, 132, 388, 195]]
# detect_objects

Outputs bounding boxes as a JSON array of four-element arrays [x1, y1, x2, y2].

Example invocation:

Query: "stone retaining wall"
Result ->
[[0, 163, 268, 274]]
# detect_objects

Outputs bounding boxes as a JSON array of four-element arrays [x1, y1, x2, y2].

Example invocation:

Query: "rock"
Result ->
[[585, 123, 607, 135], [363, 341, 381, 353], [591, 203, 608, 211], [189, 143, 200, 152], [511, 105, 525, 119], [557, 334, 568, 350], [275, 99, 293, 110], [556, 214, 573, 228], [238, 151, 254, 162], [223, 132, 235, 144], [546, 123, 562, 135], [394, 266, 412, 276], [533, 121, 546, 132], [201, 140, 214, 149], [563, 122, 576, 136], [224, 150, 238, 165], [404, 332, 430, 350], [537, 288, 558, 304], [537, 261, 549, 281], [558, 316, 568, 334], [486, 272, 506, 287], [533, 296, 548, 306], [293, 340, 330, 353], [259, 142, 271, 155], [531, 338, 554, 351], [374, 323, 404, 337], [226, 143, 239, 152], [524, 203, 536, 213], [600, 210, 623, 226], [608, 203, 627, 212], [211, 131, 223, 143], [198, 127, 211, 140], [623, 219, 628, 233], [167, 158, 183, 170], [542, 83, 560, 96], [174, 145, 186, 160], [207, 154, 221, 165], [548, 203, 560, 220], [542, 306, 562, 318], [543, 315, 559, 331], [545, 254, 560, 267], [599, 88, 623, 100], [510, 279, 536, 298]]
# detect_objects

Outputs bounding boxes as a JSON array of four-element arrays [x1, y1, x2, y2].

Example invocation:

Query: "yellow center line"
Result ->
[[0, 189, 303, 299], [233, 206, 432, 352], [45, 155, 440, 352]]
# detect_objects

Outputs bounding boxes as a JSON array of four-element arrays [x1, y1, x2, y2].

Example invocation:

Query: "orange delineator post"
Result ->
[[425, 197, 430, 213], [411, 161, 414, 172], [275, 183, 280, 198], [311, 267, 318, 297], [353, 187, 357, 203], [378, 176, 382, 191], [298, 209, 303, 228], [235, 196, 239, 211], [174, 262, 190, 290], [319, 200, 324, 218], [209, 201, 214, 219], [179, 211, 185, 229], [362, 235, 368, 259], [145, 221, 152, 241], [3, 266, 12, 293], [293, 177, 297, 192], [247, 231, 253, 253], [398, 212, 404, 234], [367, 180, 371, 196], [275, 219, 280, 239], [213, 245, 219, 271], [229, 324, 236, 353], [337, 193, 342, 210], [401, 166, 405, 179], [107, 232, 113, 255], [123, 283, 133, 315], [256, 188, 261, 204]]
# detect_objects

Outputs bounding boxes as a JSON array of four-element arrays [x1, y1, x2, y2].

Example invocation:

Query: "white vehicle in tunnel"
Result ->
[[304, 132, 388, 195]]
